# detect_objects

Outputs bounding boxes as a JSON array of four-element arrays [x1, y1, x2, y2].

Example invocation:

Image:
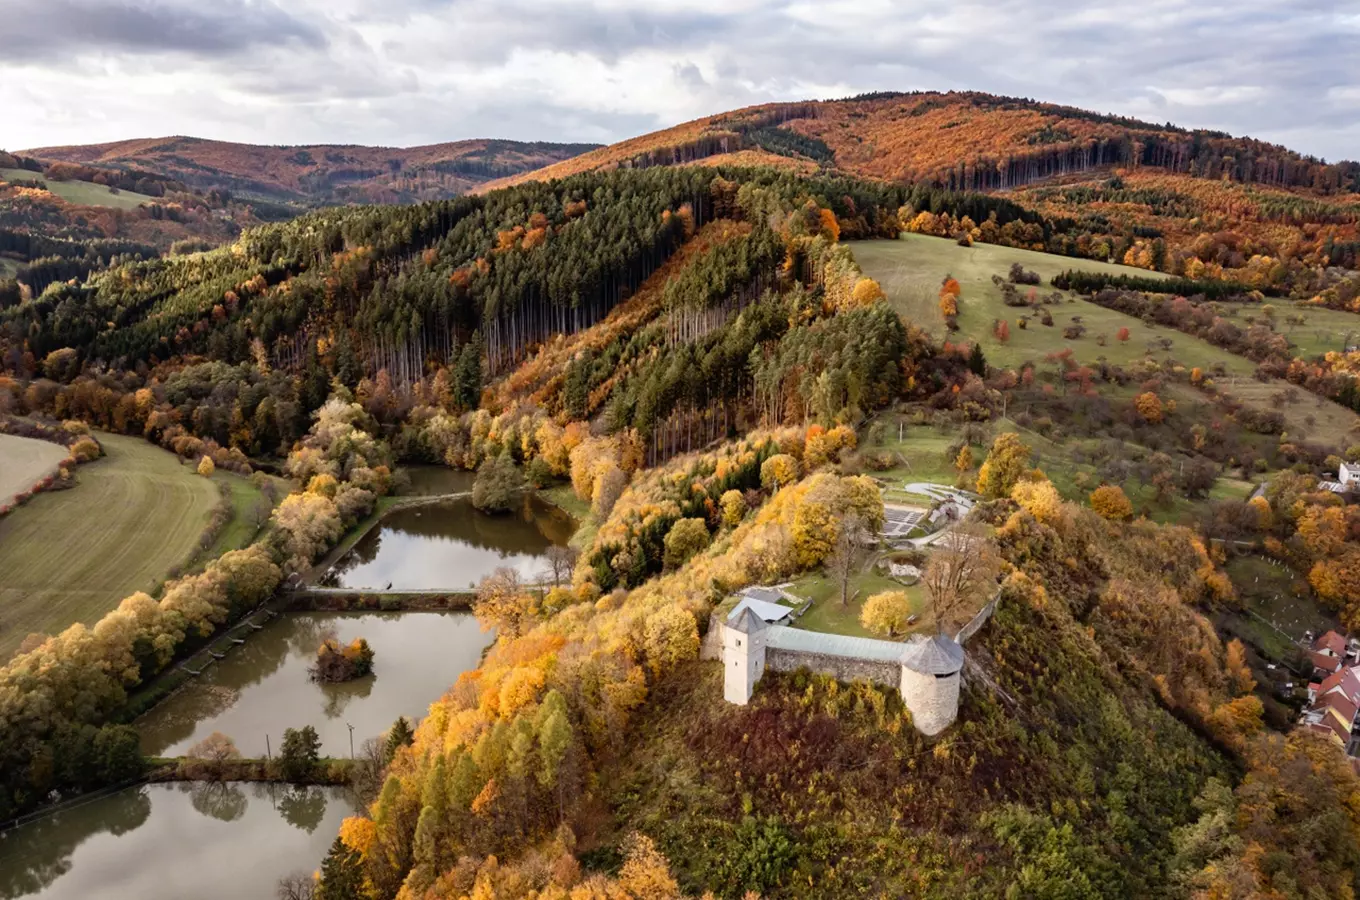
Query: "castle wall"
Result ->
[[765, 648, 900, 688]]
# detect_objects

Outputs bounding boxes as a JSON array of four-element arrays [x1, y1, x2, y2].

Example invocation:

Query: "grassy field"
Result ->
[[785, 570, 929, 639], [0, 433, 220, 659], [198, 470, 291, 565], [0, 257, 17, 278], [0, 432, 68, 503], [1213, 302, 1360, 359], [1, 167, 155, 210], [854, 235, 1360, 449]]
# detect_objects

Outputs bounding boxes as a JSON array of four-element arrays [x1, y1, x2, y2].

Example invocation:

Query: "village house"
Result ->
[[1301, 633, 1360, 754], [1306, 629, 1349, 678], [1318, 462, 1358, 494]]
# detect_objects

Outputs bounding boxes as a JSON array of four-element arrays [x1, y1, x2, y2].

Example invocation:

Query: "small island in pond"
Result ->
[[308, 632, 375, 683]]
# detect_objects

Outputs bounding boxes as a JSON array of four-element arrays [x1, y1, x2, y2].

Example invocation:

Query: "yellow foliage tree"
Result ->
[[197, 455, 215, 477], [976, 433, 1031, 499], [1135, 391, 1164, 424], [720, 489, 747, 528], [1012, 478, 1063, 526], [861, 591, 914, 637], [850, 277, 886, 308], [1089, 484, 1134, 521], [760, 454, 798, 490], [643, 606, 699, 677]]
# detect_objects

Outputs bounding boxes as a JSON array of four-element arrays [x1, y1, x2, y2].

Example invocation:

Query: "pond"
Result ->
[[0, 783, 356, 900], [400, 465, 475, 496], [136, 612, 492, 758], [319, 494, 576, 591]]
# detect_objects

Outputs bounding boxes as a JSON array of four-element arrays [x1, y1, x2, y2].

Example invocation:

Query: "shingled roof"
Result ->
[[728, 606, 768, 636], [900, 634, 964, 675]]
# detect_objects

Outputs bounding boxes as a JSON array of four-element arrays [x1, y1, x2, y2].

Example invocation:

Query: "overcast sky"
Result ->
[[2, 0, 1357, 161]]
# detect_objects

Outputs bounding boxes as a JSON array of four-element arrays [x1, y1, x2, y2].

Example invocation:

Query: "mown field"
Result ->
[[0, 434, 219, 659], [0, 432, 68, 504], [0, 168, 155, 210]]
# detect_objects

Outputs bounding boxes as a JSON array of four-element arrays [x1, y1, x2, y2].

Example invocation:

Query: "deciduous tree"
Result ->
[[861, 590, 914, 636]]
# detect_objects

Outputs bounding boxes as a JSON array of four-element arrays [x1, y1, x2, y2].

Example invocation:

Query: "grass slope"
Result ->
[[0, 433, 67, 503], [854, 234, 1360, 447], [0, 434, 218, 659], [0, 168, 154, 210]]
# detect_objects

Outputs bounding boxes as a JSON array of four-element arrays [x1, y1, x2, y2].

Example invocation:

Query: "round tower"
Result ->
[[723, 606, 769, 705], [899, 634, 964, 735]]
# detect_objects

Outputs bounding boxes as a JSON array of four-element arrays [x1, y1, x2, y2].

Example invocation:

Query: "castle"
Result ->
[[721, 606, 968, 735]]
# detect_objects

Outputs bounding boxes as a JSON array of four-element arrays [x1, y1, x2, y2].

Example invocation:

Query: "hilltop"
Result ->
[[488, 91, 1359, 193], [24, 136, 601, 207]]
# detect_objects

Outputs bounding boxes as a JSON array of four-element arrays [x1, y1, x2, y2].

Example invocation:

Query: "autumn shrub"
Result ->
[[1089, 485, 1133, 521], [68, 436, 100, 462]]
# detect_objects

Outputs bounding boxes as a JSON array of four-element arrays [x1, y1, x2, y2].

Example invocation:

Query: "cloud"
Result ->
[[1, 0, 1356, 162], [0, 0, 326, 62]]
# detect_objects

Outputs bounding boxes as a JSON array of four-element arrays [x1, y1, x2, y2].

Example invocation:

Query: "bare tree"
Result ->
[[543, 545, 579, 588], [351, 736, 388, 804], [922, 525, 1000, 635], [276, 872, 315, 900], [186, 731, 241, 781], [826, 513, 871, 607]]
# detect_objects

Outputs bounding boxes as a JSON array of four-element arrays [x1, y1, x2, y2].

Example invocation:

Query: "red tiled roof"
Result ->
[[1315, 630, 1348, 657], [1318, 708, 1353, 742], [1309, 649, 1344, 675], [1317, 691, 1360, 728], [1318, 668, 1360, 704]]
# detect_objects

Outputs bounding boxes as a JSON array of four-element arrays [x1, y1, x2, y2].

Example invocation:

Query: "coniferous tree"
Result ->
[[384, 717, 415, 764], [315, 836, 366, 900], [454, 335, 483, 411], [968, 342, 988, 376]]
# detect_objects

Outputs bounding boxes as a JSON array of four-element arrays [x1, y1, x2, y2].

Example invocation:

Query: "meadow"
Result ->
[[853, 234, 1360, 448], [0, 434, 268, 659], [1214, 302, 1360, 359], [0, 168, 155, 211], [0, 432, 68, 504], [847, 233, 1255, 371]]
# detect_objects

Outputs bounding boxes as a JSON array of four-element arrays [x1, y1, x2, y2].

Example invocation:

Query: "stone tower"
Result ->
[[899, 634, 965, 735], [723, 606, 769, 705]]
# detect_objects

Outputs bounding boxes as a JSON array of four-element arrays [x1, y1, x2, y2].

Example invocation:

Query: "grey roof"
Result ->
[[900, 634, 964, 674], [728, 606, 768, 635], [740, 585, 791, 604], [765, 626, 906, 663], [728, 597, 795, 624]]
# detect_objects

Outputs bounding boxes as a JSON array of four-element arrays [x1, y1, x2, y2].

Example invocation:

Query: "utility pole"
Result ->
[[346, 722, 355, 759], [265, 734, 271, 762]]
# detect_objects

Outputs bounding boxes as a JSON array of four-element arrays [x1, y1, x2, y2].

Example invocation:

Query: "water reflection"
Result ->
[[185, 781, 247, 822], [320, 495, 576, 590], [0, 784, 357, 900], [276, 786, 329, 834], [136, 612, 492, 757], [401, 466, 475, 496]]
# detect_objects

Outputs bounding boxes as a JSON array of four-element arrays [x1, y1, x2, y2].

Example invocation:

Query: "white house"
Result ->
[[1342, 462, 1358, 488]]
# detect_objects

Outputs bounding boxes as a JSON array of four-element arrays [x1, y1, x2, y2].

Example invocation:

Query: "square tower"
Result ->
[[723, 606, 769, 705]]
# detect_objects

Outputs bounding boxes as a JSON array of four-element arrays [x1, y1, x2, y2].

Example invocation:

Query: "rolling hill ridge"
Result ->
[[487, 91, 1360, 193], [24, 136, 602, 207]]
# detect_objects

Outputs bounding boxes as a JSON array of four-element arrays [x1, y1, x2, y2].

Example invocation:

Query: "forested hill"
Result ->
[[24, 136, 602, 207], [486, 91, 1360, 194]]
